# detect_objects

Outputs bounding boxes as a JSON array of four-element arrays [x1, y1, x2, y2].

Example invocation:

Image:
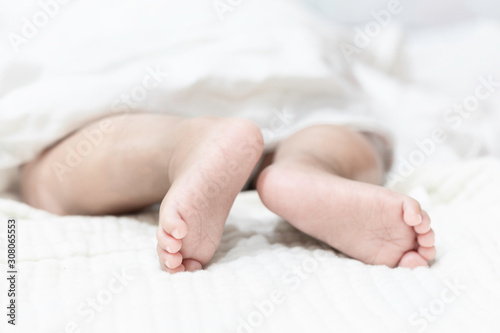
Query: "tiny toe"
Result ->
[[157, 228, 183, 253], [403, 198, 423, 226], [417, 230, 435, 247], [414, 211, 431, 234], [418, 246, 436, 261], [160, 208, 188, 240], [162, 264, 186, 274], [157, 245, 185, 273], [164, 252, 183, 269], [165, 238, 182, 253], [398, 251, 429, 269], [183, 259, 203, 272]]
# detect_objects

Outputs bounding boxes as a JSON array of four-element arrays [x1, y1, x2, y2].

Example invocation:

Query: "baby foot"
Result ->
[[256, 164, 436, 268], [156, 117, 264, 273]]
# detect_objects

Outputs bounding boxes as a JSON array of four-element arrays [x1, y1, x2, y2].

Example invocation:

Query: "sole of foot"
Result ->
[[257, 164, 436, 269], [156, 117, 264, 273]]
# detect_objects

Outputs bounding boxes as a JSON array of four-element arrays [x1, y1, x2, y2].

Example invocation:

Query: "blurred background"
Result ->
[[302, 0, 500, 162], [305, 0, 500, 27], [2, 0, 499, 33]]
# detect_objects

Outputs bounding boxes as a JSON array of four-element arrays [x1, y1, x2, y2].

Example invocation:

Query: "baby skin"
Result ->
[[21, 114, 435, 273]]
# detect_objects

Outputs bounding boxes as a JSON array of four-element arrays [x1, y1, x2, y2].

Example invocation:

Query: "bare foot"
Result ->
[[256, 162, 436, 268], [156, 117, 264, 273]]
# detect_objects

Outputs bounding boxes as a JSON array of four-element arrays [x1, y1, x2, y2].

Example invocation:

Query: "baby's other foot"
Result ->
[[257, 164, 436, 268]]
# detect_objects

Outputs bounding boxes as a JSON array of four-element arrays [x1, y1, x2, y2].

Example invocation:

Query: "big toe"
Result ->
[[402, 197, 423, 227]]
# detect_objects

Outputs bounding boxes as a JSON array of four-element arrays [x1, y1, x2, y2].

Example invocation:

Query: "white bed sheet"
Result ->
[[1, 158, 500, 333]]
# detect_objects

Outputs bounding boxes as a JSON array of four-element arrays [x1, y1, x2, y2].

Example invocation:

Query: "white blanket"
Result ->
[[2, 2, 500, 191], [1, 158, 500, 332], [0, 0, 397, 192]]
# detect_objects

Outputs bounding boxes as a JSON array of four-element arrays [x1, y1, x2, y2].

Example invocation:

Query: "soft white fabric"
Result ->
[[0, 0, 396, 192], [342, 19, 500, 187], [2, 3, 500, 192], [1, 158, 500, 333]]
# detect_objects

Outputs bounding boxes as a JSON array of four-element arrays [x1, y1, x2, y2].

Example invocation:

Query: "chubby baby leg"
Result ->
[[21, 114, 264, 272], [256, 125, 435, 268]]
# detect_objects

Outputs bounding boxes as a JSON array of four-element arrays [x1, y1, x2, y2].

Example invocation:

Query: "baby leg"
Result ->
[[22, 113, 264, 272], [256, 125, 435, 268]]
